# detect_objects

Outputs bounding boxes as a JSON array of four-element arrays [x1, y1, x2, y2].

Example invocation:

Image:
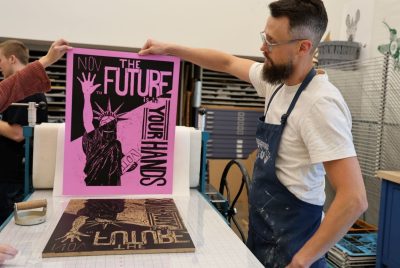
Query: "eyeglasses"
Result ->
[[260, 31, 305, 52]]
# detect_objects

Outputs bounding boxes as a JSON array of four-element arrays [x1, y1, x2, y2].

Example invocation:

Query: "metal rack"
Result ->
[[201, 69, 264, 108], [320, 54, 400, 225]]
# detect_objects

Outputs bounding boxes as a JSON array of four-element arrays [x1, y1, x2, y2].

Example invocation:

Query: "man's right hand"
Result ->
[[39, 39, 72, 68], [138, 39, 171, 56], [0, 244, 18, 264]]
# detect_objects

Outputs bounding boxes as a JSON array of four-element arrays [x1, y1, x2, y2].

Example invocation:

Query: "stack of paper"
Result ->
[[327, 233, 377, 268]]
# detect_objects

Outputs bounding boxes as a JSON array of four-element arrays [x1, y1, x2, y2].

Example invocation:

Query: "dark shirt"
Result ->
[[0, 93, 48, 183]]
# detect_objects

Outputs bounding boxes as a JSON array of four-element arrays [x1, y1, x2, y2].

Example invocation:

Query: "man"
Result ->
[[0, 40, 49, 225], [0, 39, 70, 112], [0, 38, 70, 264], [139, 0, 367, 267]]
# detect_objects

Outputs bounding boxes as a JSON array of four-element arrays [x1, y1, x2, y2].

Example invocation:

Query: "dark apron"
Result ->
[[247, 69, 326, 268]]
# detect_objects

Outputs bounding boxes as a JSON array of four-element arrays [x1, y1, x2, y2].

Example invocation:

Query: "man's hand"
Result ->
[[285, 255, 310, 268], [39, 39, 72, 68], [138, 39, 171, 56], [0, 244, 18, 264], [78, 73, 101, 96]]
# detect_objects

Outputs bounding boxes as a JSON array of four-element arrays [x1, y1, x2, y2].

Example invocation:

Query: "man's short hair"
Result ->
[[269, 0, 328, 52], [0, 40, 29, 65]]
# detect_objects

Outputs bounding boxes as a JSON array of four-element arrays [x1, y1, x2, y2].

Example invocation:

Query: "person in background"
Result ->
[[139, 0, 368, 267], [0, 39, 70, 112], [0, 40, 48, 224], [0, 38, 70, 264]]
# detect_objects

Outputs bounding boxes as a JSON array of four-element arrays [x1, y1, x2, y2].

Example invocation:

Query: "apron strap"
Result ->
[[263, 68, 316, 124], [265, 83, 284, 115], [281, 68, 316, 125]]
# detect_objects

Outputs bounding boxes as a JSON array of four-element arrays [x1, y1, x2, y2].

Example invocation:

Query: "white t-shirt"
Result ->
[[249, 62, 356, 206]]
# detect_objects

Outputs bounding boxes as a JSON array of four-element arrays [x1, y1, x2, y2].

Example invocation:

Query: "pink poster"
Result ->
[[63, 48, 180, 195]]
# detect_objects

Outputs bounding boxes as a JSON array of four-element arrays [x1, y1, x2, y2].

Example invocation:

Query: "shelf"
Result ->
[[30, 49, 67, 123], [45, 93, 65, 98], [202, 100, 263, 107], [376, 170, 400, 184], [201, 68, 263, 108], [51, 86, 65, 90], [49, 79, 66, 83]]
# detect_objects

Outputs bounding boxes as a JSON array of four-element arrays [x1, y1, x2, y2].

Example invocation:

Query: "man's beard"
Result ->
[[262, 56, 294, 85]]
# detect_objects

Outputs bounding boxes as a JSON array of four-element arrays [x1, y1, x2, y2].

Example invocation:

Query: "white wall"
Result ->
[[323, 0, 348, 40], [1, 0, 267, 57], [1, 0, 398, 58]]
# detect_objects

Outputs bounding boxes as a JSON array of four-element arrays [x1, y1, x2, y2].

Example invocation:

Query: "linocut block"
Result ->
[[42, 198, 195, 257]]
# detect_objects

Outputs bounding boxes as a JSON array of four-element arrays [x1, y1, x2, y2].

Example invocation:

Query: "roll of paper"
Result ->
[[189, 129, 202, 188], [32, 123, 63, 189], [52, 123, 65, 196], [173, 126, 191, 196]]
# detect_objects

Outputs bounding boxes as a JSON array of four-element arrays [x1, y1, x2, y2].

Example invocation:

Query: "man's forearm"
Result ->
[[0, 121, 24, 142], [287, 157, 369, 267], [139, 39, 254, 82], [0, 61, 50, 112], [290, 191, 367, 267], [165, 44, 235, 73]]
